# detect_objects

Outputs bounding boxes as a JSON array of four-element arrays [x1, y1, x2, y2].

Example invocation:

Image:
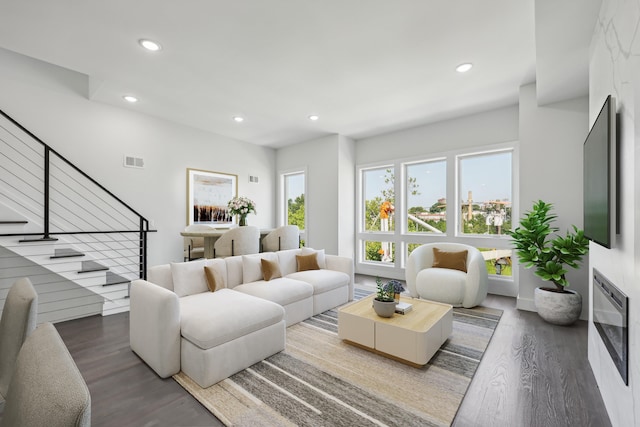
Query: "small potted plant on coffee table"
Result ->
[[373, 277, 402, 317]]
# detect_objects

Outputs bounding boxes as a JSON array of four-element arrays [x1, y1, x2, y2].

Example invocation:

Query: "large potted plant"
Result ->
[[507, 200, 589, 325]]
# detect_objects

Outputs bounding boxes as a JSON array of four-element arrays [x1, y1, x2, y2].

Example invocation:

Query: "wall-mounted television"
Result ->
[[583, 95, 617, 249]]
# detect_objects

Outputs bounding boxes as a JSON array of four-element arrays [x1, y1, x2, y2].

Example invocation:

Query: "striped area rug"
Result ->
[[173, 289, 502, 426]]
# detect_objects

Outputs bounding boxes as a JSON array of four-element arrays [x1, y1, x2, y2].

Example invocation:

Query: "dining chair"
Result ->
[[214, 226, 260, 258], [261, 225, 300, 252]]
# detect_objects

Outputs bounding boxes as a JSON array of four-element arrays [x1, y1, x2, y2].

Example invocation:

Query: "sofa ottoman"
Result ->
[[179, 289, 285, 388]]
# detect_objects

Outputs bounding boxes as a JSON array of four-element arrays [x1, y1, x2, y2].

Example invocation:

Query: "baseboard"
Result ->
[[517, 297, 536, 312]]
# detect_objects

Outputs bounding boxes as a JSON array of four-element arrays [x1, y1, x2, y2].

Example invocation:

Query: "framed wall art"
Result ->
[[186, 168, 238, 226]]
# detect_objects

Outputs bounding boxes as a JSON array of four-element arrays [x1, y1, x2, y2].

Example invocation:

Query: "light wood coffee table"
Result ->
[[338, 295, 453, 367]]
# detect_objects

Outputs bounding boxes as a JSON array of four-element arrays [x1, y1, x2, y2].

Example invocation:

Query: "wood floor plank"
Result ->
[[55, 312, 221, 427]]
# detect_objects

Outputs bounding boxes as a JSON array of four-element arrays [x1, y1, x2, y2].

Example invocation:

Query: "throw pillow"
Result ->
[[261, 258, 282, 281], [203, 265, 224, 292], [300, 247, 326, 268], [170, 259, 209, 297], [296, 253, 320, 271], [432, 248, 468, 272]]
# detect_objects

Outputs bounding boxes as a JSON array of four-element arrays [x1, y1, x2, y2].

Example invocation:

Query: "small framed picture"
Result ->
[[186, 168, 238, 226]]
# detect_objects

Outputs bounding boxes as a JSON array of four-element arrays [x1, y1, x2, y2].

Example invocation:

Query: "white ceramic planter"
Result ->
[[534, 287, 582, 326]]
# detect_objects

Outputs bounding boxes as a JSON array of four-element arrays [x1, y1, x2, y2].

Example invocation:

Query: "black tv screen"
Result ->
[[583, 95, 616, 249]]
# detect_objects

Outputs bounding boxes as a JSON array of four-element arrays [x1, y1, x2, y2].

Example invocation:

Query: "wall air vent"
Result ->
[[124, 155, 144, 169]]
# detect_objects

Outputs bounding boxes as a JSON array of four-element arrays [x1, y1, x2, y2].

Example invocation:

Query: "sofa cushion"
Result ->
[[179, 289, 284, 350], [233, 278, 313, 306], [171, 259, 211, 297], [416, 268, 466, 304], [242, 253, 278, 283], [286, 269, 349, 294], [261, 258, 282, 281], [148, 264, 174, 291], [277, 249, 301, 276]]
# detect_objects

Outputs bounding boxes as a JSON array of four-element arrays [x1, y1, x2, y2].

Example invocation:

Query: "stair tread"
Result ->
[[19, 236, 58, 242], [78, 260, 108, 273], [50, 248, 85, 259], [104, 271, 130, 286]]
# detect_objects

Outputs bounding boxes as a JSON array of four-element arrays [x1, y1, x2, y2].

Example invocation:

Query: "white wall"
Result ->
[[276, 134, 355, 256], [588, 1, 639, 425], [517, 84, 590, 317], [356, 106, 519, 165], [0, 48, 276, 267]]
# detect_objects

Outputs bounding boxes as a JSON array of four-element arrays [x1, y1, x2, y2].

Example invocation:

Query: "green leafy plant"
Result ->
[[375, 277, 404, 301], [506, 200, 589, 292]]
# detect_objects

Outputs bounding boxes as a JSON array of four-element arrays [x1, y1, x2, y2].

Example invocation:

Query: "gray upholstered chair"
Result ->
[[0, 277, 37, 403], [214, 226, 260, 258], [0, 322, 91, 427], [261, 225, 300, 252], [405, 242, 488, 308]]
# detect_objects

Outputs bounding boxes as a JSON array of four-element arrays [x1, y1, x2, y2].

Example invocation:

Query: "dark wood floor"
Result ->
[[53, 286, 611, 427]]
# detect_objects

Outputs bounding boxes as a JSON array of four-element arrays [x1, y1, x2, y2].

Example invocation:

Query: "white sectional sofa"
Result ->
[[130, 248, 353, 388]]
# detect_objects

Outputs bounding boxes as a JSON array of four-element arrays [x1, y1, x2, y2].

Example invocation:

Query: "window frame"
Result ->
[[279, 168, 307, 241], [356, 142, 519, 292]]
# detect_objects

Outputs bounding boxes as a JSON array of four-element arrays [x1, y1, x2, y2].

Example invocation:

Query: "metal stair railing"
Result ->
[[0, 108, 154, 304]]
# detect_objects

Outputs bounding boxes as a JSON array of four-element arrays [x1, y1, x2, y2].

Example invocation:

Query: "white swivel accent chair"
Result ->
[[261, 225, 300, 252], [214, 226, 260, 258], [405, 243, 488, 308]]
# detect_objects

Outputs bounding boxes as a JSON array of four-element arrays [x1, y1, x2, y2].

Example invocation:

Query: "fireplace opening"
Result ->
[[592, 268, 628, 385]]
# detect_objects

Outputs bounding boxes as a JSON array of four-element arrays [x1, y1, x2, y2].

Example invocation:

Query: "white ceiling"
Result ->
[[0, 1, 600, 148]]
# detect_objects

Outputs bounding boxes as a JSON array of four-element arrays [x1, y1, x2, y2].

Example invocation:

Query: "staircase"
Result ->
[[0, 109, 152, 321]]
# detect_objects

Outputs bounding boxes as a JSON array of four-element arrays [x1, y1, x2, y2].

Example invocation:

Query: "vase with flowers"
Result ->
[[227, 196, 256, 226]]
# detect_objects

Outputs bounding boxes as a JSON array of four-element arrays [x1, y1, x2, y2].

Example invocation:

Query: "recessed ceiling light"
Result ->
[[308, 115, 319, 121], [139, 39, 162, 52], [233, 116, 244, 123], [123, 95, 138, 103], [456, 63, 473, 73]]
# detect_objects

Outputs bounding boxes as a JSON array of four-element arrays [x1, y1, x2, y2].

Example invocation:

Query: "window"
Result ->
[[362, 166, 394, 263], [458, 150, 512, 236], [406, 160, 446, 234], [357, 143, 516, 281], [362, 166, 395, 232], [283, 172, 305, 230]]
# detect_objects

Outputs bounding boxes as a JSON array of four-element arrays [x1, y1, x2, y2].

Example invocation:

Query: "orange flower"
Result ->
[[378, 249, 385, 255], [380, 201, 394, 219]]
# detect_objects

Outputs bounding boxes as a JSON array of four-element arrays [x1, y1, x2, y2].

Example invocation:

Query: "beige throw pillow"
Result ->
[[432, 248, 468, 272], [296, 253, 320, 271], [261, 258, 282, 281]]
